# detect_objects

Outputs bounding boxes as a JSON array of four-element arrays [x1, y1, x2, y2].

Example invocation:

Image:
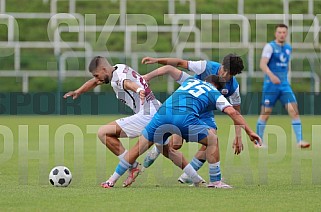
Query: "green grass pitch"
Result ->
[[0, 115, 321, 211]]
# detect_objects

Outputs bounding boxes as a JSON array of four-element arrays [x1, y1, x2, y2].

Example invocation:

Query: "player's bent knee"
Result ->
[[98, 123, 119, 136], [206, 131, 218, 146], [97, 125, 118, 143], [261, 106, 273, 116], [286, 103, 299, 118], [97, 127, 108, 144]]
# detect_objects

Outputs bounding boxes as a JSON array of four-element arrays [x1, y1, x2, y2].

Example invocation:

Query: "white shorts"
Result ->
[[116, 109, 156, 138], [116, 101, 169, 144]]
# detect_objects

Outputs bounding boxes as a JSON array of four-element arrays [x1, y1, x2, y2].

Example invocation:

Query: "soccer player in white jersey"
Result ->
[[64, 56, 203, 187]]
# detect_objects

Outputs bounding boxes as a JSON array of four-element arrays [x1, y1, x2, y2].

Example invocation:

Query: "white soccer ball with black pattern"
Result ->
[[49, 166, 72, 187]]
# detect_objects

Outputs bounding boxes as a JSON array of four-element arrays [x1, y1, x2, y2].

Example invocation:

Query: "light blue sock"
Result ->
[[209, 162, 221, 182], [115, 158, 131, 176], [292, 119, 303, 143], [256, 119, 266, 141], [190, 157, 205, 171]]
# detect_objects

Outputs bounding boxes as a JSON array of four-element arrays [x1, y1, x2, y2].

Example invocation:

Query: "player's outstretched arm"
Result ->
[[143, 65, 183, 83], [232, 105, 243, 155], [63, 78, 98, 99], [223, 106, 262, 146], [142, 57, 188, 69]]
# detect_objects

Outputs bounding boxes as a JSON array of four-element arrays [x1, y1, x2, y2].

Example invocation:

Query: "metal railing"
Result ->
[[0, 0, 320, 94]]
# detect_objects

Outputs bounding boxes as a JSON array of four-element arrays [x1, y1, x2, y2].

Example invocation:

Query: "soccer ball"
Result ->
[[49, 166, 72, 187]]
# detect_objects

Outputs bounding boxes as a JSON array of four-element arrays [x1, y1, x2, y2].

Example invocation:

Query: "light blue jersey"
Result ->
[[189, 60, 240, 129], [194, 61, 239, 98], [261, 41, 296, 107], [264, 41, 292, 85], [142, 78, 231, 144]]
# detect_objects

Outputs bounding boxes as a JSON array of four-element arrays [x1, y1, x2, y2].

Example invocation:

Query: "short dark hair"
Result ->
[[222, 53, 244, 76], [205, 75, 226, 90], [88, 56, 102, 73], [275, 24, 288, 30]]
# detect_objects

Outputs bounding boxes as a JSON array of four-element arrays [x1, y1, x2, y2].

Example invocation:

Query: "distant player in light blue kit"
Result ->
[[101, 76, 261, 188], [256, 24, 310, 148]]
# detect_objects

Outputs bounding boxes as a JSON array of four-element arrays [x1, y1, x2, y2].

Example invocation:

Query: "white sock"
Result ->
[[211, 161, 220, 167], [180, 172, 189, 179], [154, 145, 161, 154], [131, 161, 138, 169], [183, 164, 202, 183], [109, 172, 121, 183], [117, 150, 128, 160]]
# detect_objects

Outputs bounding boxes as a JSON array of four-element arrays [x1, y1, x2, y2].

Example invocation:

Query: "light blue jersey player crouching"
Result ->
[[101, 76, 261, 188], [141, 54, 244, 184]]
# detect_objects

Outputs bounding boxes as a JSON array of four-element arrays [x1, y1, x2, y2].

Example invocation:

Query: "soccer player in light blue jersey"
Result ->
[[256, 24, 310, 148], [140, 54, 245, 183], [101, 76, 261, 188]]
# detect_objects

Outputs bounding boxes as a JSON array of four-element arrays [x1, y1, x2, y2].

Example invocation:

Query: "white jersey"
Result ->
[[111, 64, 160, 114]]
